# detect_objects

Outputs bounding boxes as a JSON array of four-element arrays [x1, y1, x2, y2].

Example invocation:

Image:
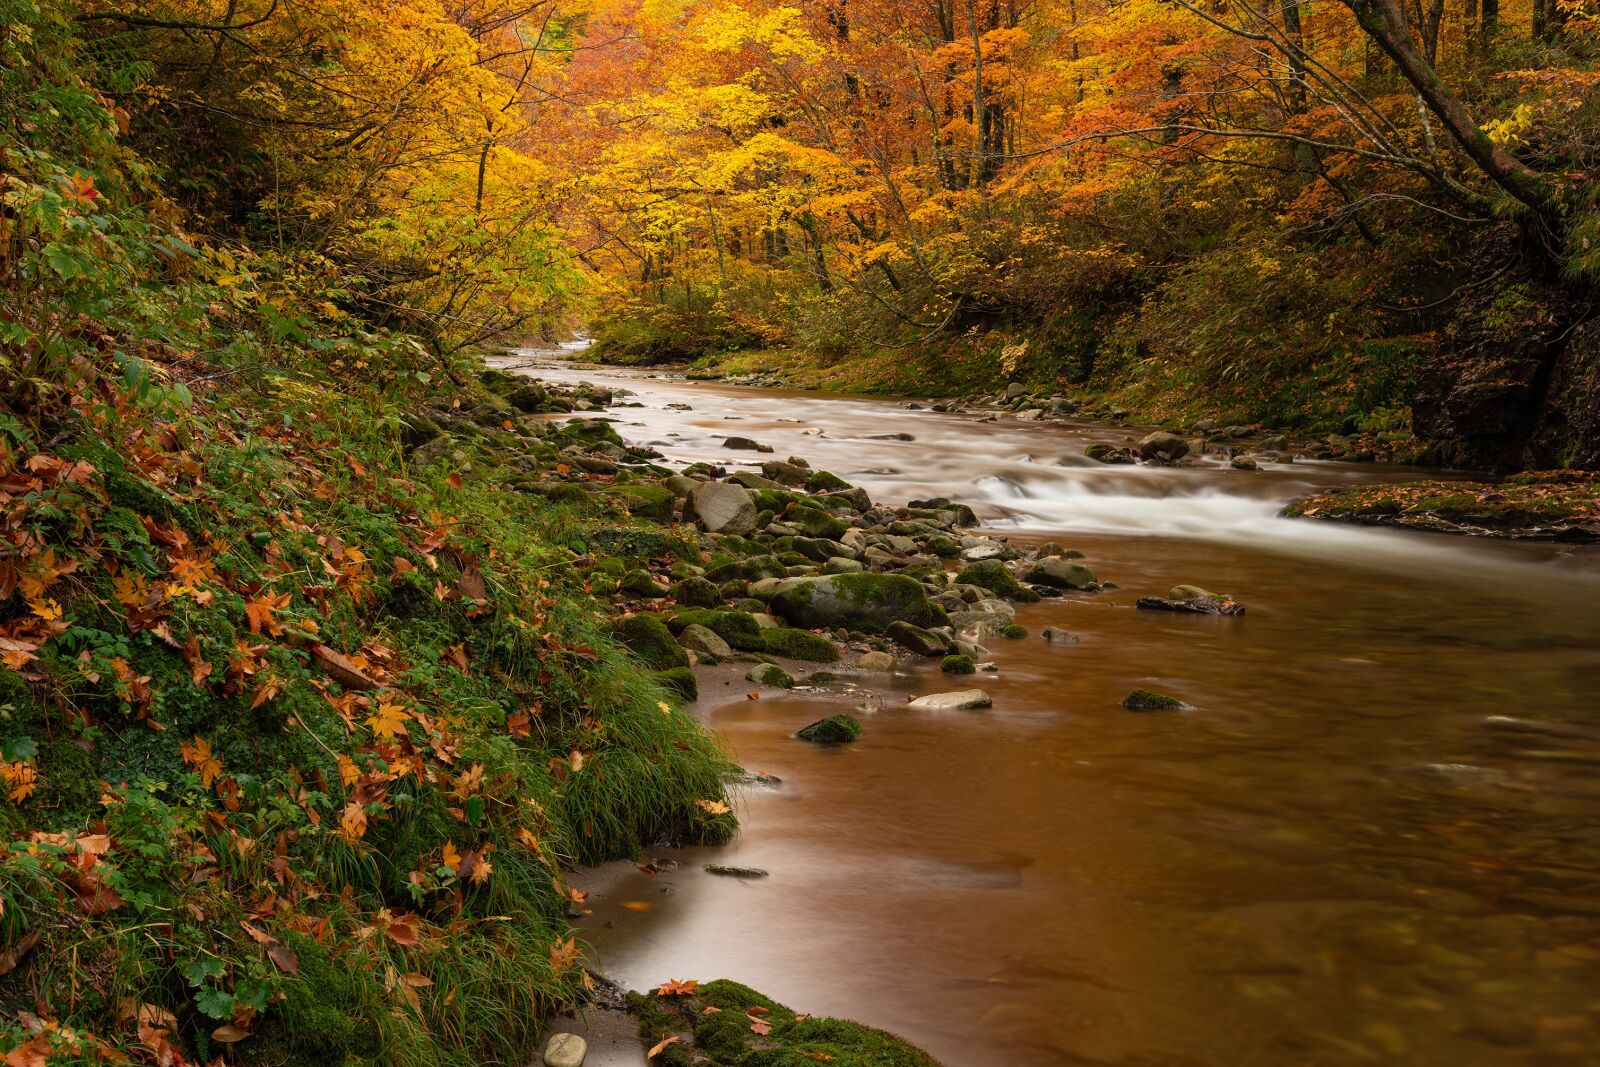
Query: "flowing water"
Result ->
[[496, 348, 1600, 1066]]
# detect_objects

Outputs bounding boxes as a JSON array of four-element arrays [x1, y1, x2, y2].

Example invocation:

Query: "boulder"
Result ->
[[671, 576, 723, 608], [679, 623, 732, 659], [855, 651, 897, 672], [1122, 689, 1185, 711], [684, 481, 758, 537], [822, 556, 864, 574], [907, 690, 992, 710], [723, 435, 773, 452], [1084, 443, 1136, 464], [885, 620, 949, 657], [796, 715, 862, 743], [769, 573, 938, 631], [955, 559, 1039, 602], [1138, 431, 1190, 462], [1029, 557, 1098, 590], [746, 663, 794, 689], [1040, 626, 1079, 644], [612, 614, 689, 670]]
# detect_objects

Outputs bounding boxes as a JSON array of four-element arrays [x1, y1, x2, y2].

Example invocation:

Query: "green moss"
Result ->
[[620, 569, 666, 597], [1122, 689, 1184, 711], [746, 663, 794, 688], [1000, 624, 1027, 639], [631, 980, 940, 1066], [761, 628, 840, 662], [667, 609, 766, 651], [939, 654, 975, 674], [954, 559, 1040, 602], [804, 470, 852, 493], [654, 666, 699, 702], [613, 613, 691, 669], [672, 575, 724, 607], [610, 483, 677, 521], [796, 715, 861, 743]]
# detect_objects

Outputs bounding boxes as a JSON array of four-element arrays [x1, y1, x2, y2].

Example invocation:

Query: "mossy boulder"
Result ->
[[746, 663, 795, 689], [761, 628, 840, 663], [940, 654, 975, 675], [667, 609, 767, 652], [1000, 623, 1027, 639], [672, 575, 724, 608], [630, 980, 939, 1067], [954, 559, 1040, 602], [613, 613, 689, 670], [620, 569, 665, 597], [610, 483, 677, 520], [787, 507, 850, 541], [804, 469, 853, 493], [1030, 557, 1098, 590], [885, 620, 948, 657], [654, 667, 699, 702], [769, 573, 938, 631], [796, 715, 862, 743]]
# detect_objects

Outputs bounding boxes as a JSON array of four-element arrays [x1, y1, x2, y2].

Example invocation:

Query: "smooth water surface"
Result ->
[[496, 351, 1600, 1066]]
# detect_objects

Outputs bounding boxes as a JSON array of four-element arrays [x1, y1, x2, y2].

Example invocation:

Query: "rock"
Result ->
[[672, 576, 723, 608], [1028, 557, 1098, 590], [544, 1033, 586, 1067], [1084, 442, 1136, 464], [908, 689, 992, 710], [723, 435, 773, 452], [1138, 431, 1190, 462], [760, 628, 840, 662], [1040, 626, 1079, 644], [1000, 624, 1027, 639], [940, 654, 975, 674], [885, 620, 949, 657], [613, 614, 690, 670], [679, 623, 733, 659], [1122, 689, 1185, 711], [787, 507, 850, 540], [746, 663, 794, 689], [1136, 593, 1243, 615], [1004, 382, 1028, 401], [955, 559, 1040, 602], [769, 573, 939, 631], [704, 865, 769, 878], [684, 481, 758, 536], [1193, 418, 1219, 433], [1261, 434, 1288, 451], [797, 715, 862, 743], [855, 651, 896, 671], [1169, 584, 1217, 601], [822, 556, 864, 574], [866, 432, 915, 441], [1230, 456, 1259, 471]]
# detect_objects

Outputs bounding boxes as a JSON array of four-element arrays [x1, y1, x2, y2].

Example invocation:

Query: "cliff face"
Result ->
[[1412, 269, 1599, 472]]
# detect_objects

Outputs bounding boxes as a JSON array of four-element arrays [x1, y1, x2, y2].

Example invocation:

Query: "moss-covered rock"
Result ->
[[672, 575, 724, 608], [769, 573, 938, 631], [745, 662, 795, 689], [667, 609, 767, 652], [1000, 623, 1027, 639], [955, 559, 1041, 602], [610, 483, 677, 521], [787, 506, 850, 540], [804, 469, 853, 493], [940, 654, 975, 674], [796, 715, 862, 743], [761, 628, 840, 662], [620, 568, 666, 597], [1122, 689, 1185, 711], [629, 980, 939, 1066], [613, 613, 690, 670]]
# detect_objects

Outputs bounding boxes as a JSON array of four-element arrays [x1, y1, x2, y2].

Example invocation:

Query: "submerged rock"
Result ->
[[796, 714, 862, 743], [1139, 431, 1190, 462], [1029, 557, 1097, 590], [908, 689, 992, 710], [1136, 590, 1244, 615], [1040, 626, 1079, 644], [885, 620, 948, 657], [1122, 689, 1185, 711]]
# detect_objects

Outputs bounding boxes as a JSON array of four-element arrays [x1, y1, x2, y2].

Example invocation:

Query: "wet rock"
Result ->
[[684, 481, 758, 537], [955, 559, 1040, 602], [1230, 456, 1259, 471], [1122, 689, 1185, 711], [544, 1032, 586, 1067], [1040, 626, 1079, 644], [679, 623, 732, 659], [704, 865, 769, 878], [788, 507, 850, 541], [855, 650, 896, 671], [940, 654, 976, 675], [671, 576, 723, 608], [723, 435, 773, 452], [760, 628, 840, 662], [822, 556, 864, 574], [769, 572, 939, 631], [1084, 443, 1136, 464], [1000, 624, 1027, 639], [797, 714, 862, 743], [1262, 434, 1288, 451], [1138, 431, 1190, 462], [885, 620, 949, 657], [867, 432, 915, 441], [908, 689, 992, 710], [1005, 382, 1028, 401], [746, 663, 794, 689], [1136, 589, 1244, 615], [1028, 557, 1098, 590]]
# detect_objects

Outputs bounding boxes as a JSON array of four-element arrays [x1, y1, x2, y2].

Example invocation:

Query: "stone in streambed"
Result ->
[[543, 1032, 587, 1067], [746, 662, 794, 689], [1122, 689, 1185, 711], [671, 575, 723, 608], [822, 556, 864, 574], [1136, 587, 1244, 615], [684, 481, 758, 536], [1029, 557, 1098, 590], [797, 715, 862, 743], [723, 435, 774, 452], [705, 865, 769, 878], [769, 572, 939, 631], [1139, 431, 1190, 462], [954, 559, 1040, 602], [885, 620, 949, 657], [1040, 626, 1079, 644], [679, 623, 733, 659], [940, 654, 975, 675], [908, 689, 992, 710], [855, 650, 897, 672], [1085, 443, 1136, 464], [760, 628, 840, 662]]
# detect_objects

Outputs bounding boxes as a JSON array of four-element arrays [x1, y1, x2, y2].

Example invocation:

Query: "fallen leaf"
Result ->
[[647, 1035, 682, 1058]]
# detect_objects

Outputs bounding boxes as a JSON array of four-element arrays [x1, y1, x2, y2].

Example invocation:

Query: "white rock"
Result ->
[[908, 689, 992, 710], [544, 1032, 587, 1067]]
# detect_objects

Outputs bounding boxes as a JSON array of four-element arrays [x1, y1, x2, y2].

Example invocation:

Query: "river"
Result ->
[[495, 348, 1600, 1067]]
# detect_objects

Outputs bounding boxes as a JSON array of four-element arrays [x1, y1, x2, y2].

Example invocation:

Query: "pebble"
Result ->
[[544, 1032, 586, 1067]]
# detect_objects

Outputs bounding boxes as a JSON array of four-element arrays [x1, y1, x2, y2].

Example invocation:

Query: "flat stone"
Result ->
[[683, 481, 758, 536], [908, 689, 992, 710], [705, 864, 769, 878], [544, 1032, 587, 1067], [855, 650, 897, 671]]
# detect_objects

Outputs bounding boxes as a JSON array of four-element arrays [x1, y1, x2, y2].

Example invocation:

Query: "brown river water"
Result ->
[[494, 347, 1600, 1067]]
